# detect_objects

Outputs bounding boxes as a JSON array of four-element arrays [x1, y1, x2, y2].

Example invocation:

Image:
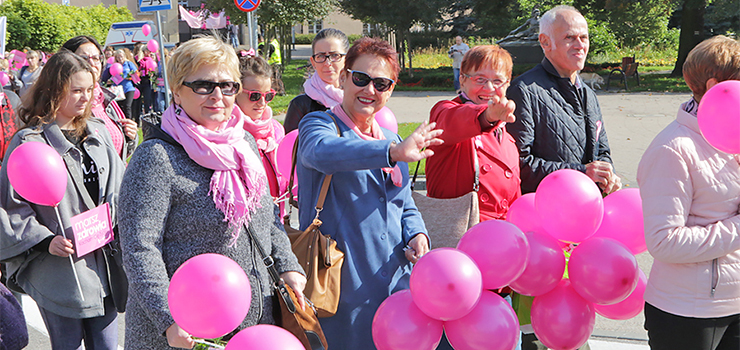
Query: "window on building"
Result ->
[[308, 19, 323, 34]]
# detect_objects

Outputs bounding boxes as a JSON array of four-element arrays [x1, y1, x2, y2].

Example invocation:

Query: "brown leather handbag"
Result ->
[[247, 225, 329, 350], [283, 112, 345, 318]]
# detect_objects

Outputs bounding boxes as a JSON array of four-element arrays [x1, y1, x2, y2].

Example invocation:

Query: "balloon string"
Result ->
[[53, 206, 85, 301], [193, 338, 225, 349]]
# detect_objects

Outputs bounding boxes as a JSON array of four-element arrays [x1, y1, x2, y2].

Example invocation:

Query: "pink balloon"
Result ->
[[535, 169, 604, 243], [6, 142, 67, 207], [107, 56, 115, 64], [147, 39, 159, 53], [276, 130, 298, 178], [142, 23, 152, 37], [225, 325, 303, 350], [531, 279, 595, 350], [592, 188, 646, 255], [456, 220, 529, 290], [168, 254, 251, 339], [375, 106, 398, 133], [133, 88, 141, 99], [569, 237, 639, 305], [510, 231, 566, 296], [372, 290, 444, 350], [595, 269, 647, 320], [697, 80, 740, 154], [444, 291, 520, 350], [110, 63, 123, 76], [409, 248, 482, 321], [506, 193, 544, 234], [0, 72, 10, 86]]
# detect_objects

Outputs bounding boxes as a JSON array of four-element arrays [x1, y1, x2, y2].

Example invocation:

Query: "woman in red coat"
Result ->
[[426, 45, 521, 221]]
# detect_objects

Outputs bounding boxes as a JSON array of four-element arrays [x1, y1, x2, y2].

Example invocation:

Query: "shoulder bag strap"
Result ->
[[286, 111, 342, 219], [411, 135, 479, 192], [246, 224, 298, 314]]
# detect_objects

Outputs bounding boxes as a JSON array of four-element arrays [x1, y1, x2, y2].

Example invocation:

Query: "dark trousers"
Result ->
[[645, 302, 740, 350], [38, 297, 119, 350], [121, 90, 136, 123]]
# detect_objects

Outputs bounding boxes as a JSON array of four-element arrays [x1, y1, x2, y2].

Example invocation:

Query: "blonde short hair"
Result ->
[[683, 35, 740, 99], [167, 36, 241, 93]]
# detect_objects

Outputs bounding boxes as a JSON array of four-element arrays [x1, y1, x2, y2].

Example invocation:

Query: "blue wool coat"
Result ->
[[297, 110, 428, 349]]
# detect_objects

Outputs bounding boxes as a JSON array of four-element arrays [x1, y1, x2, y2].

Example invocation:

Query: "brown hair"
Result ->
[[460, 45, 513, 80], [239, 55, 272, 82], [19, 50, 95, 137], [344, 37, 400, 81], [683, 35, 740, 100]]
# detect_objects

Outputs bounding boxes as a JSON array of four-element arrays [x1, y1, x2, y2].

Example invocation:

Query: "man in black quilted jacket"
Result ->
[[506, 5, 621, 195]]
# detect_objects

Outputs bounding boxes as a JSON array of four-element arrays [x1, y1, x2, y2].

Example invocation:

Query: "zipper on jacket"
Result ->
[[711, 258, 719, 297]]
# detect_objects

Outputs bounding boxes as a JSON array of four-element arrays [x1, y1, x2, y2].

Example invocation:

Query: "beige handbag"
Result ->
[[411, 147, 480, 248]]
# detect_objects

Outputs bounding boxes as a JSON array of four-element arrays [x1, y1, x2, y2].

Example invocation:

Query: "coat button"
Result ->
[[379, 197, 385, 203], [504, 170, 512, 178], [501, 199, 508, 209], [381, 270, 388, 277], [481, 164, 492, 173], [380, 234, 387, 240], [480, 193, 490, 202]]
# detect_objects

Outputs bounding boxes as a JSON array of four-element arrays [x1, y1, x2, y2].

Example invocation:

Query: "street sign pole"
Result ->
[[156, 11, 170, 107], [247, 12, 254, 49]]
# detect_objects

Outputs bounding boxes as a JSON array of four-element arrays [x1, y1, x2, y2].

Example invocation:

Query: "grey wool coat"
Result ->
[[118, 121, 304, 350]]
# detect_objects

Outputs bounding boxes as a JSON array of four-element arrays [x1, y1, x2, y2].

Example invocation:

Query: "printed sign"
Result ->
[[235, 0, 260, 12], [71, 203, 114, 258], [139, 0, 172, 12]]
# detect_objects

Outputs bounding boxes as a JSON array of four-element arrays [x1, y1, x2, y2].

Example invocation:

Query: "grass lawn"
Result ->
[[398, 123, 425, 175]]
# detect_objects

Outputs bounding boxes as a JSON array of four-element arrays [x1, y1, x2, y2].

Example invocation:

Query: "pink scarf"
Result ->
[[303, 72, 343, 108], [242, 106, 279, 153], [161, 104, 267, 241], [331, 105, 403, 187], [91, 84, 124, 155]]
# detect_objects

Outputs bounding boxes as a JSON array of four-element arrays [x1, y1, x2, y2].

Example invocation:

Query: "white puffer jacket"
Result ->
[[637, 103, 740, 318]]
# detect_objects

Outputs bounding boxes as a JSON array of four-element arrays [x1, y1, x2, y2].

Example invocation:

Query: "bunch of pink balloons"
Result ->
[[500, 169, 648, 349], [374, 220, 528, 350], [168, 254, 251, 339]]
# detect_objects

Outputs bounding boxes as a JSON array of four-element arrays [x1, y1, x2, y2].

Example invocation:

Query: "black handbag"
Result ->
[[102, 229, 128, 313]]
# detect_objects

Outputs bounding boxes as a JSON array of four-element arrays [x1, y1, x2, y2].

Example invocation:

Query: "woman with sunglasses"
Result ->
[[62, 36, 138, 161], [118, 36, 305, 350], [284, 28, 349, 133], [297, 37, 442, 349], [235, 55, 288, 217], [425, 45, 522, 350]]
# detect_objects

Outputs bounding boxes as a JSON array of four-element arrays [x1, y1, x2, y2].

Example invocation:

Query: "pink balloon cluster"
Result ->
[[373, 220, 529, 350], [167, 254, 252, 339], [501, 169, 648, 349]]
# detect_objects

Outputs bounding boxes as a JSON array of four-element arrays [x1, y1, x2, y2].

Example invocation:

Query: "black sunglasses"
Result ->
[[347, 70, 395, 92], [182, 80, 241, 96], [243, 89, 276, 102]]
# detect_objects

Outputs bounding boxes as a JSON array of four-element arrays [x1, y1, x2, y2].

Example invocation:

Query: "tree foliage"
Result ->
[[0, 0, 132, 52], [205, 0, 335, 33]]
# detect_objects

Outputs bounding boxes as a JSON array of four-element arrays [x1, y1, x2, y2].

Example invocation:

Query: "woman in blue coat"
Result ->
[[297, 37, 443, 349]]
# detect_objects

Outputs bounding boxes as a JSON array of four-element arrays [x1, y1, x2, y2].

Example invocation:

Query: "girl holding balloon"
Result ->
[[637, 35, 740, 350], [235, 54, 288, 217], [0, 50, 127, 350], [62, 35, 139, 161]]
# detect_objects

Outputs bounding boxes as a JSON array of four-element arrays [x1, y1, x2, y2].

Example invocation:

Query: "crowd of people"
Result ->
[[0, 4, 739, 350]]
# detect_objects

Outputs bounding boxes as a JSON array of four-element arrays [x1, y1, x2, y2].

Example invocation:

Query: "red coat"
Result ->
[[425, 97, 521, 221]]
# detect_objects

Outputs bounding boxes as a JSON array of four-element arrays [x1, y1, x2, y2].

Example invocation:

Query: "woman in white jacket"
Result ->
[[637, 35, 740, 350]]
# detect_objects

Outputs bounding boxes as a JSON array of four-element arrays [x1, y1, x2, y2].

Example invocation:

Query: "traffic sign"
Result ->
[[139, 0, 172, 12], [235, 0, 260, 12]]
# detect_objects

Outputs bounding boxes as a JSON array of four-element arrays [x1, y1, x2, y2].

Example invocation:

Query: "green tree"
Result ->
[[670, 0, 706, 76], [0, 0, 132, 52]]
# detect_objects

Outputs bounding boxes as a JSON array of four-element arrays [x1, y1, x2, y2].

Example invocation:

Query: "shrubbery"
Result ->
[[0, 0, 133, 52]]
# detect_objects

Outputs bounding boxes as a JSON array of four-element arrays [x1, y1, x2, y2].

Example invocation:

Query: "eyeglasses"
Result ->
[[347, 70, 395, 92], [462, 74, 508, 89], [312, 52, 345, 63], [78, 54, 104, 63], [182, 80, 241, 96], [243, 89, 276, 102]]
